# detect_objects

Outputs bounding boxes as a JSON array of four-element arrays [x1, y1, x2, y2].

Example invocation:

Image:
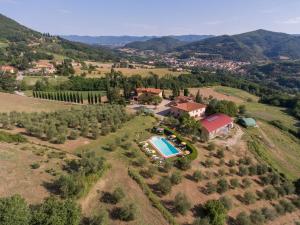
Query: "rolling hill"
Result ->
[[0, 13, 118, 64], [177, 30, 300, 61], [61, 35, 213, 47], [124, 36, 185, 52]]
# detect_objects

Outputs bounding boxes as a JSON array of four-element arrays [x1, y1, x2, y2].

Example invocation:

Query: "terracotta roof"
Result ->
[[172, 102, 206, 112], [201, 113, 233, 132], [136, 88, 162, 94], [0, 66, 16, 71]]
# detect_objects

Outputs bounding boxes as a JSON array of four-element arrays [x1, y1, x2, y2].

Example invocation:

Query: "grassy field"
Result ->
[[74, 62, 185, 77], [0, 142, 73, 204], [0, 92, 73, 112], [245, 123, 300, 180], [214, 86, 299, 132], [23, 75, 69, 87]]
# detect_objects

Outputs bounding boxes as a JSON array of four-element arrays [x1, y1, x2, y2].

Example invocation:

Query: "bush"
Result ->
[[207, 142, 216, 151], [228, 159, 236, 167], [206, 182, 217, 194], [0, 195, 30, 225], [193, 170, 203, 182], [216, 149, 225, 159], [243, 191, 256, 205], [170, 171, 182, 185], [68, 130, 79, 140], [204, 159, 214, 168], [219, 196, 233, 210], [160, 160, 172, 173], [174, 193, 191, 215], [217, 179, 229, 194], [242, 178, 252, 188], [235, 212, 251, 225], [203, 200, 227, 225], [157, 177, 172, 195], [260, 175, 271, 186], [263, 186, 278, 200], [112, 187, 125, 204], [249, 210, 265, 225], [279, 199, 296, 213], [292, 198, 300, 209], [238, 166, 249, 176], [31, 163, 40, 169], [116, 203, 137, 221], [230, 178, 239, 189], [54, 174, 83, 198], [261, 207, 277, 221], [140, 165, 156, 179], [88, 210, 109, 225], [176, 157, 191, 171]]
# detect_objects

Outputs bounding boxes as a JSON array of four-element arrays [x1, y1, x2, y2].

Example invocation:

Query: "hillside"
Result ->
[[61, 35, 213, 47], [0, 13, 117, 66], [177, 30, 300, 61], [124, 36, 185, 52]]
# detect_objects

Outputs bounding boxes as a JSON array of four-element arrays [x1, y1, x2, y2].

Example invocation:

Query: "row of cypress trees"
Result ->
[[33, 91, 103, 105], [33, 91, 83, 104]]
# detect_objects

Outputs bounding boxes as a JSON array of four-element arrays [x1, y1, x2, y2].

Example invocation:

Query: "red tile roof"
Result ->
[[136, 88, 162, 95], [172, 102, 206, 112], [201, 113, 233, 132]]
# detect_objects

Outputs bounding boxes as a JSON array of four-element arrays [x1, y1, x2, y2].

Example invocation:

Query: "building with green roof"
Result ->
[[238, 118, 256, 128]]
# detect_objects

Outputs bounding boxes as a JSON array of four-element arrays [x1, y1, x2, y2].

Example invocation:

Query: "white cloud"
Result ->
[[280, 17, 300, 24]]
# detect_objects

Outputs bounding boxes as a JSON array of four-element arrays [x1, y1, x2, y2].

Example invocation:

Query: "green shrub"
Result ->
[[174, 193, 191, 215], [217, 179, 229, 194], [243, 191, 256, 205], [157, 177, 172, 195], [170, 171, 182, 185], [203, 200, 227, 225], [235, 212, 251, 225], [30, 163, 40, 169], [193, 170, 203, 182]]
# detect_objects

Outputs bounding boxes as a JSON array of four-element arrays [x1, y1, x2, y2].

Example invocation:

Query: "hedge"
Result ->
[[0, 131, 27, 143], [128, 168, 179, 225], [162, 126, 198, 160]]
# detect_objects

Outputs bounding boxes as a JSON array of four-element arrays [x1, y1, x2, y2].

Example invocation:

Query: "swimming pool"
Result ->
[[149, 136, 181, 158]]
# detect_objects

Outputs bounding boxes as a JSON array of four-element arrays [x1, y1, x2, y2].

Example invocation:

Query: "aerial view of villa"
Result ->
[[0, 1, 300, 225]]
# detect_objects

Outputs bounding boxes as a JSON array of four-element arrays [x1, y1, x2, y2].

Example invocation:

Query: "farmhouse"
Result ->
[[29, 60, 56, 74], [170, 102, 206, 119], [135, 88, 163, 98], [201, 113, 233, 140], [0, 65, 17, 74]]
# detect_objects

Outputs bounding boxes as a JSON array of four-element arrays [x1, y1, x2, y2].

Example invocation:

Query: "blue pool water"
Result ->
[[149, 136, 180, 158]]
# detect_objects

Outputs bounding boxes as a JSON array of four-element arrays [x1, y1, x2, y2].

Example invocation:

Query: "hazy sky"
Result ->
[[1, 0, 300, 36]]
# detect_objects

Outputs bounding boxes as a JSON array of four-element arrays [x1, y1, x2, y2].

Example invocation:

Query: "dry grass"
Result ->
[[0, 142, 73, 204], [0, 92, 73, 113]]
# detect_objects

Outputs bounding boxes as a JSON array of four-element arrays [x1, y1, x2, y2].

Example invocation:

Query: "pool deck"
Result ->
[[148, 136, 182, 159]]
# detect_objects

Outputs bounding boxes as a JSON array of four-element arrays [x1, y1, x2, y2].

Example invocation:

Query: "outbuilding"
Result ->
[[200, 113, 234, 140], [238, 118, 256, 128]]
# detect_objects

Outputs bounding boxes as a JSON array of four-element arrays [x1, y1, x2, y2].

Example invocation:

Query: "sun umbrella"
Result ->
[[181, 142, 187, 145]]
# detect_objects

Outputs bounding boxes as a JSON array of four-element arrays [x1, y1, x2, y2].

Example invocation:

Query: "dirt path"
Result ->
[[79, 158, 169, 225]]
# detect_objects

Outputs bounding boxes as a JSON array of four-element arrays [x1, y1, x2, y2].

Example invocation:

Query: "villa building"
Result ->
[[200, 113, 233, 140], [170, 102, 206, 119], [134, 88, 163, 98], [0, 65, 17, 74]]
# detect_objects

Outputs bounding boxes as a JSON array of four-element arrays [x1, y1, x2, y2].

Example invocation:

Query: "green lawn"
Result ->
[[214, 86, 299, 132]]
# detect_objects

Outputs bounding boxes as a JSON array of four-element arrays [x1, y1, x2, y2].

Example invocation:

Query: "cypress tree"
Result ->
[[87, 93, 90, 104], [33, 91, 36, 98], [73, 93, 76, 103], [69, 92, 73, 102], [91, 92, 94, 104], [67, 93, 71, 102], [81, 93, 84, 104], [94, 93, 98, 104], [63, 92, 67, 102], [76, 92, 80, 103]]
